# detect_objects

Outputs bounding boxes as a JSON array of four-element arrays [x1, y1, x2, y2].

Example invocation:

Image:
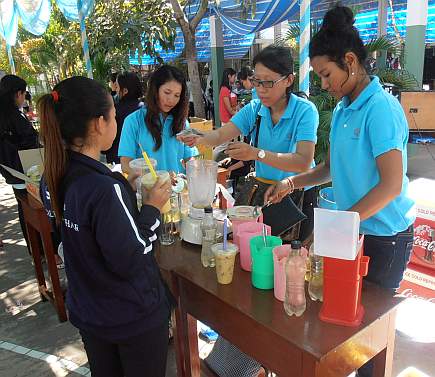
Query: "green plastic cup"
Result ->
[[250, 235, 282, 290]]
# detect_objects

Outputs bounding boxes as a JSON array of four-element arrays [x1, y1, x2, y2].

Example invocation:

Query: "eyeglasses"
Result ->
[[249, 75, 288, 89]]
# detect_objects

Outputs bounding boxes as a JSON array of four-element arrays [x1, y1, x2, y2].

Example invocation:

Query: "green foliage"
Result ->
[[87, 0, 177, 71]]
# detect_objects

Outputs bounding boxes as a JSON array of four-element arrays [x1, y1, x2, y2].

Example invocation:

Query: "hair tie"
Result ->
[[51, 91, 59, 103]]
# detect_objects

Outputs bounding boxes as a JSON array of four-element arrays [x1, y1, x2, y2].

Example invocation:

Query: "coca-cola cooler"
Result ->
[[408, 178, 435, 273], [397, 178, 435, 300]]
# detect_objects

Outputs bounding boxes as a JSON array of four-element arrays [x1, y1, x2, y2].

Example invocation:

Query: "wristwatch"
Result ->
[[257, 149, 266, 160]]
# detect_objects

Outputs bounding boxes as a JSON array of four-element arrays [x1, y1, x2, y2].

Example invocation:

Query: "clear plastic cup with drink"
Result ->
[[212, 242, 238, 284], [141, 170, 171, 213], [129, 157, 157, 207]]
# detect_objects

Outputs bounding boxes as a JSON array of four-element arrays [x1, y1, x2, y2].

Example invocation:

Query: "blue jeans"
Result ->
[[364, 226, 414, 291], [358, 226, 413, 377]]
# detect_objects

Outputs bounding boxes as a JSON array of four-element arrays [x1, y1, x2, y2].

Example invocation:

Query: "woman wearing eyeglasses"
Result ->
[[179, 45, 319, 242]]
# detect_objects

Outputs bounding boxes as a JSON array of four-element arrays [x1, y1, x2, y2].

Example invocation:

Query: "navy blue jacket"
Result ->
[[41, 151, 169, 340]]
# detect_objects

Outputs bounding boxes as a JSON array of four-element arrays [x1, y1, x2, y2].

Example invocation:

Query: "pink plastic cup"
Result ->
[[237, 223, 271, 271], [232, 215, 263, 248], [273, 245, 292, 301]]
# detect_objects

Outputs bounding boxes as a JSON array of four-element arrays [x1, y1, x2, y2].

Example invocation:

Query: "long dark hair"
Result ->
[[0, 75, 27, 131], [145, 65, 188, 151], [38, 76, 112, 222], [253, 46, 294, 94], [220, 68, 236, 90], [309, 4, 367, 70], [117, 72, 143, 102], [237, 66, 254, 81]]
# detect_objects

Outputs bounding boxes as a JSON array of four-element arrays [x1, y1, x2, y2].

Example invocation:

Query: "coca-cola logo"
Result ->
[[413, 224, 435, 265], [414, 236, 435, 251], [396, 288, 435, 303]]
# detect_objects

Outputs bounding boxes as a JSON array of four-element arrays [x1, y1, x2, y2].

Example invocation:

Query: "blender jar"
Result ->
[[186, 160, 218, 209]]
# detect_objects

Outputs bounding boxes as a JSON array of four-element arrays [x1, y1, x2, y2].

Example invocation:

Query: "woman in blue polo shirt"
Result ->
[[266, 12, 414, 376], [119, 65, 198, 174], [266, 5, 415, 296], [179, 45, 319, 241], [179, 45, 319, 377]]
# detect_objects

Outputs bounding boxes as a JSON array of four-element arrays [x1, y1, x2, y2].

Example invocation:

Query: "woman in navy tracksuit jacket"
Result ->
[[38, 76, 172, 377]]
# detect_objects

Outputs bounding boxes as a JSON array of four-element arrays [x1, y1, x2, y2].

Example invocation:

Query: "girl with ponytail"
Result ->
[[38, 76, 172, 377]]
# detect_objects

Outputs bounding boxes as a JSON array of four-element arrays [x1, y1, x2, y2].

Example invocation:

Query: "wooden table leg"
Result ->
[[186, 314, 200, 377], [372, 310, 397, 377], [41, 233, 67, 322], [26, 224, 47, 301], [171, 272, 187, 377], [178, 277, 201, 377]]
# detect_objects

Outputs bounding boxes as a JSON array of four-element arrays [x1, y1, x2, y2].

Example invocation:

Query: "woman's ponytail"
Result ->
[[37, 76, 112, 222], [38, 93, 67, 223]]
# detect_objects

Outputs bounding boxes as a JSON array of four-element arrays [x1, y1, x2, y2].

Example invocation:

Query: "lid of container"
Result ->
[[204, 206, 213, 214], [128, 157, 157, 169], [290, 240, 302, 249], [227, 206, 258, 220]]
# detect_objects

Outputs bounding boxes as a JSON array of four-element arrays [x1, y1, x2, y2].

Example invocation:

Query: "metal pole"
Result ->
[[299, 0, 311, 95], [77, 0, 93, 79], [6, 44, 16, 74], [404, 0, 428, 88], [377, 0, 388, 69], [210, 15, 224, 126]]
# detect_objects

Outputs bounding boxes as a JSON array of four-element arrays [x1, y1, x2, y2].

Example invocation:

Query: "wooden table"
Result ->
[[157, 241, 403, 377], [15, 191, 67, 322]]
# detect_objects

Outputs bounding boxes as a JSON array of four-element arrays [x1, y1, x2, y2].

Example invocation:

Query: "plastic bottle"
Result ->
[[284, 240, 307, 317], [305, 250, 311, 282], [200, 207, 217, 267], [308, 244, 323, 302]]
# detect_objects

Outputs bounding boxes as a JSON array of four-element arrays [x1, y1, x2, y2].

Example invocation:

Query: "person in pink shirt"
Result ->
[[218, 68, 237, 125]]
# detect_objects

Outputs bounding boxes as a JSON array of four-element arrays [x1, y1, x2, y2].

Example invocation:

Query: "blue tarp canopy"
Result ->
[[131, 0, 307, 65], [0, 0, 94, 46], [129, 17, 255, 65], [289, 0, 435, 44], [211, 0, 320, 34]]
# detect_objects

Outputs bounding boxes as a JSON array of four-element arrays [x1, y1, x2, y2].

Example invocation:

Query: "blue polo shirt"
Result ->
[[330, 76, 415, 236], [251, 88, 258, 100], [118, 107, 198, 173], [231, 95, 318, 181]]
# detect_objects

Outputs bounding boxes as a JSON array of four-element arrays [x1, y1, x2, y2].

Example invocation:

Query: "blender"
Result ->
[[180, 159, 218, 244]]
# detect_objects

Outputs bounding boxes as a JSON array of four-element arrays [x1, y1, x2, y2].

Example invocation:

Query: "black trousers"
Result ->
[[80, 320, 169, 377], [12, 188, 31, 254]]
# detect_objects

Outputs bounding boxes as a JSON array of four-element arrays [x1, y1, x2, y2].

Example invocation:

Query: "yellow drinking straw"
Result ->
[[138, 143, 157, 179]]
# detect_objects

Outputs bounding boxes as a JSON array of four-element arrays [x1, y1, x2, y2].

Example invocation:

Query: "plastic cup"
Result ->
[[212, 242, 238, 285], [129, 157, 157, 176], [237, 222, 271, 272], [250, 236, 282, 290], [272, 245, 292, 301], [318, 187, 337, 210], [129, 157, 157, 207], [141, 171, 171, 213], [231, 218, 259, 247]]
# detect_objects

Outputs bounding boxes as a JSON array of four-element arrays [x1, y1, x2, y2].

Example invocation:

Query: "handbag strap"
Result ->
[[253, 113, 261, 148]]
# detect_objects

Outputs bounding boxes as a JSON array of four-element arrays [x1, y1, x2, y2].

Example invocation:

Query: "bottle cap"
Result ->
[[290, 240, 302, 249]]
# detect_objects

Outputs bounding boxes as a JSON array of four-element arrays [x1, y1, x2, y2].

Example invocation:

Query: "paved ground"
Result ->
[[0, 177, 434, 377]]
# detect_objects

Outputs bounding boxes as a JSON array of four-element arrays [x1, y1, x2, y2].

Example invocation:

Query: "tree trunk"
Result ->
[[168, 0, 208, 119], [185, 36, 205, 119]]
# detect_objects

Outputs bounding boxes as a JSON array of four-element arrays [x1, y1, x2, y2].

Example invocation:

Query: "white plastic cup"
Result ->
[[212, 242, 238, 285]]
